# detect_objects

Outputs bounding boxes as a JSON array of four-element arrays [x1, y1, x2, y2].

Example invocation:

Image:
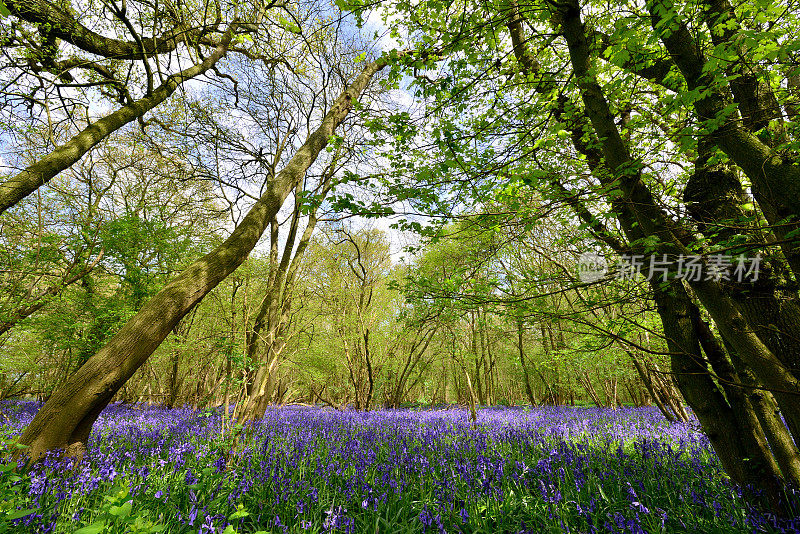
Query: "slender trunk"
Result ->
[[581, 371, 603, 407], [516, 319, 537, 405], [469, 312, 485, 405], [442, 359, 449, 404], [623, 380, 640, 407], [222, 356, 232, 437], [480, 324, 492, 405], [538, 323, 556, 404], [534, 366, 556, 406], [167, 349, 181, 408], [630, 354, 679, 422], [364, 329, 374, 411], [651, 361, 689, 422], [612, 378, 618, 409], [463, 367, 478, 425]]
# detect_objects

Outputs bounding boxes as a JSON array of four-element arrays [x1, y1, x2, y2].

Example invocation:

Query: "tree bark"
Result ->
[[6, 0, 210, 60], [727, 345, 800, 488]]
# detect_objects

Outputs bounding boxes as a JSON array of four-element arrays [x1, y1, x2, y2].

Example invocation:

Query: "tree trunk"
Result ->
[[629, 354, 682, 422], [727, 343, 800, 488], [516, 318, 537, 405], [167, 348, 182, 408], [554, 1, 792, 504], [683, 136, 800, 454], [16, 58, 388, 462], [0, 29, 237, 215], [363, 329, 374, 411], [581, 371, 603, 407], [462, 367, 478, 425]]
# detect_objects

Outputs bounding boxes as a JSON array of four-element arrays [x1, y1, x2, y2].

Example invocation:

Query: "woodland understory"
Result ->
[[1, 0, 800, 518]]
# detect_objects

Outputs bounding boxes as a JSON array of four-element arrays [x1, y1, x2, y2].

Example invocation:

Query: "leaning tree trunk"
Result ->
[[580, 371, 603, 408], [628, 352, 679, 422], [727, 344, 800, 488], [0, 29, 237, 215], [684, 138, 800, 446], [16, 58, 388, 462], [651, 282, 784, 502]]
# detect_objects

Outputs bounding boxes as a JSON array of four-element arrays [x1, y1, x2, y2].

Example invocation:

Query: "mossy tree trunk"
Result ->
[[0, 27, 237, 215], [17, 58, 387, 462]]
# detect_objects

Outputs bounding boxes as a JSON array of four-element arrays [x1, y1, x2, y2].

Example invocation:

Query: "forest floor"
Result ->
[[1, 402, 798, 533]]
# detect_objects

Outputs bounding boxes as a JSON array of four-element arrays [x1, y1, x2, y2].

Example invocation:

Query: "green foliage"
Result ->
[[73, 482, 166, 534], [0, 409, 775, 533], [100, 213, 192, 304], [0, 441, 37, 533]]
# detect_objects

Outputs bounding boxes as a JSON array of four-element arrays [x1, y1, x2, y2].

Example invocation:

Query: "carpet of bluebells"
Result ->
[[0, 402, 798, 533]]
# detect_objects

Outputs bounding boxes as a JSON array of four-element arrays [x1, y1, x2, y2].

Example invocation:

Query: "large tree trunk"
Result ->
[[727, 345, 800, 488], [685, 138, 800, 383], [652, 283, 784, 500], [555, 0, 791, 504], [6, 0, 198, 60], [16, 58, 388, 462], [689, 304, 784, 483], [648, 0, 800, 278], [683, 139, 800, 455]]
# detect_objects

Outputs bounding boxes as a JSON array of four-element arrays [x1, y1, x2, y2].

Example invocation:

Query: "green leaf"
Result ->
[[73, 521, 107, 534], [109, 500, 132, 519], [0, 0, 10, 18], [229, 504, 249, 520], [277, 16, 302, 35], [6, 508, 38, 520]]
